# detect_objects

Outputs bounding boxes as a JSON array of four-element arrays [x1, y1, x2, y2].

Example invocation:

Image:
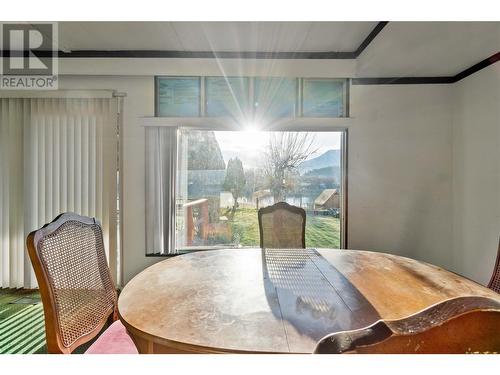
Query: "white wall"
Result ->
[[451, 63, 500, 284], [55, 59, 358, 285], [55, 63, 497, 286], [348, 84, 453, 267]]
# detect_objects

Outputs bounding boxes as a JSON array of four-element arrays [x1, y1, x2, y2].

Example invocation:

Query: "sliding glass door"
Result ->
[[0, 95, 119, 288]]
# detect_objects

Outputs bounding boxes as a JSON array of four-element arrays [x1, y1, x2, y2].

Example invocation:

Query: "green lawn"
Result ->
[[305, 213, 341, 248], [228, 208, 340, 248]]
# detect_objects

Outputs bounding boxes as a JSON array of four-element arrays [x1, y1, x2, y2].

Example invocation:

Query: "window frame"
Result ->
[[204, 76, 251, 118], [300, 78, 348, 118], [145, 122, 348, 256], [173, 126, 348, 254], [154, 76, 202, 117], [253, 76, 299, 119], [148, 76, 351, 256], [155, 76, 349, 119]]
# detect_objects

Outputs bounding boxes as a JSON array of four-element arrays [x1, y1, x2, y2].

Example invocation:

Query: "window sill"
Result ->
[[145, 246, 256, 257], [141, 116, 352, 131]]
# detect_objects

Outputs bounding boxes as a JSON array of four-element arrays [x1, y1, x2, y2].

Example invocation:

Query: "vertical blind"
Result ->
[[145, 127, 177, 255], [0, 96, 118, 288]]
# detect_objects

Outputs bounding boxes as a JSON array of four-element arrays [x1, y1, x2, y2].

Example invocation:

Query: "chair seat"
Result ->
[[85, 320, 138, 354]]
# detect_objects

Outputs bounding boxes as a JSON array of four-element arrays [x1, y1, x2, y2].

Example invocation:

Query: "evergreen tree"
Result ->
[[223, 157, 246, 217]]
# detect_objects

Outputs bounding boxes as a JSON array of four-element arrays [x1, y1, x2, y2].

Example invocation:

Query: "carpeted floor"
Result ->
[[0, 289, 47, 354]]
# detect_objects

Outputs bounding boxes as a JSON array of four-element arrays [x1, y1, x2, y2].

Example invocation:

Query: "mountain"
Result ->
[[303, 166, 340, 177], [299, 149, 341, 173]]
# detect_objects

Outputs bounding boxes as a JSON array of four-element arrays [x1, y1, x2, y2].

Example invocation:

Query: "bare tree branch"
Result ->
[[262, 132, 317, 201]]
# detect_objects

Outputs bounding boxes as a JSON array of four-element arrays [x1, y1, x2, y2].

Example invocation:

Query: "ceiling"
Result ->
[[57, 22, 378, 53], [357, 22, 500, 77], [38, 21, 500, 77]]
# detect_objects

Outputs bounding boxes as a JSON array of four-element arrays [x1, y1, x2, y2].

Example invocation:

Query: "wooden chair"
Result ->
[[314, 296, 500, 354], [258, 202, 306, 249], [27, 213, 137, 354], [487, 238, 500, 293]]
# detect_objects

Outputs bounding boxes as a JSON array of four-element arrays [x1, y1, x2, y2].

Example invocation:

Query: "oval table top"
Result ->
[[118, 248, 500, 353]]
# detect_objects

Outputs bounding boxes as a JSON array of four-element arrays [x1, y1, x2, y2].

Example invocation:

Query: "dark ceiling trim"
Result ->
[[1, 25, 496, 85], [0, 22, 388, 60], [55, 50, 357, 59], [354, 21, 388, 58], [452, 51, 500, 82], [352, 76, 454, 85], [352, 52, 500, 85]]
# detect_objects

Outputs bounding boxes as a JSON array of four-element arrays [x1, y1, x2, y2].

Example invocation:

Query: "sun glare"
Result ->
[[242, 121, 262, 133]]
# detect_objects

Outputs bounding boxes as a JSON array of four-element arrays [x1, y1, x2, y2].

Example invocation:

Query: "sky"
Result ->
[[215, 130, 342, 168]]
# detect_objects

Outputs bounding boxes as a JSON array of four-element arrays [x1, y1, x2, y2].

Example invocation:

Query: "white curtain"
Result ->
[[145, 127, 177, 255], [0, 96, 118, 288]]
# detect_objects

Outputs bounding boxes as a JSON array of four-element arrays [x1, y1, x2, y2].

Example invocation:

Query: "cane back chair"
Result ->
[[258, 202, 306, 249], [27, 212, 137, 354], [314, 296, 500, 354], [487, 238, 500, 293]]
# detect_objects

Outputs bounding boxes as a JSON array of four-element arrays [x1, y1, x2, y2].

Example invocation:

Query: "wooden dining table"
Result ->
[[118, 248, 500, 354]]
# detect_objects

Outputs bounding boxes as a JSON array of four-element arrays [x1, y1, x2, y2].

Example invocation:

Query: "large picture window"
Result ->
[[175, 130, 345, 251], [147, 76, 349, 255], [145, 127, 346, 255]]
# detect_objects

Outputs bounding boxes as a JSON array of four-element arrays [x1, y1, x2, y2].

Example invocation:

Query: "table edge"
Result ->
[[118, 248, 500, 353]]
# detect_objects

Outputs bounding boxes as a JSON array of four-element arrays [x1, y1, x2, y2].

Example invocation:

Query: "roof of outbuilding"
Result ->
[[314, 189, 338, 205]]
